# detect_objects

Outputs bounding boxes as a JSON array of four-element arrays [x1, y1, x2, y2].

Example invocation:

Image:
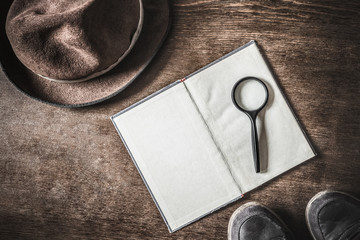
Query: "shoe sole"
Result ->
[[228, 201, 294, 240], [305, 190, 360, 240]]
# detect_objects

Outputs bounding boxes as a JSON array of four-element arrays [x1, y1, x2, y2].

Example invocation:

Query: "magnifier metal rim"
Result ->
[[231, 76, 269, 114]]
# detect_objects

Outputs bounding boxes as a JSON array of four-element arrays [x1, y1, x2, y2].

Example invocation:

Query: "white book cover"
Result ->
[[111, 40, 316, 232]]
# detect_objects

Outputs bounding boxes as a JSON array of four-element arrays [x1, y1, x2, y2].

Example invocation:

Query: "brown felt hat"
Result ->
[[0, 0, 170, 107]]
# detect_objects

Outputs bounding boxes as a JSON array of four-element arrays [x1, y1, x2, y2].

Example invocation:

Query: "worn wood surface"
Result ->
[[1, 0, 359, 239]]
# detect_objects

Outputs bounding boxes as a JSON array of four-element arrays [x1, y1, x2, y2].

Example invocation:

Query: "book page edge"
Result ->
[[170, 194, 244, 233]]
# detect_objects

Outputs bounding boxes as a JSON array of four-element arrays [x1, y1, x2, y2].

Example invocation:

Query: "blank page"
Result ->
[[112, 82, 242, 232], [184, 41, 316, 193]]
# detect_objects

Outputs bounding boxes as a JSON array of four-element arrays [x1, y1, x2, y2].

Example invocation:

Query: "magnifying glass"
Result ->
[[231, 77, 269, 173]]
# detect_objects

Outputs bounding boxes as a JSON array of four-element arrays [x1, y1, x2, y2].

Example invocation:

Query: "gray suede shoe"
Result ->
[[306, 191, 360, 240], [228, 202, 294, 240]]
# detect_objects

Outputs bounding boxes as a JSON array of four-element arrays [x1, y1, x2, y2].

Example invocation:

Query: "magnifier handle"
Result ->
[[250, 117, 260, 173]]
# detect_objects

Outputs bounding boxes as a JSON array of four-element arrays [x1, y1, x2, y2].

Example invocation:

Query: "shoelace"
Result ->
[[339, 221, 360, 240]]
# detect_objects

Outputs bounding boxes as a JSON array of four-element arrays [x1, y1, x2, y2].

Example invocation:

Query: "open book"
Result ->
[[111, 41, 316, 232]]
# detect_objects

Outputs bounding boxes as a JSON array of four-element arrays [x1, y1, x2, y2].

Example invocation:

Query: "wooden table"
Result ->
[[1, 0, 359, 239]]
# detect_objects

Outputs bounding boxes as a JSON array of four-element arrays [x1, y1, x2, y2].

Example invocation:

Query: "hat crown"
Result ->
[[6, 0, 143, 82]]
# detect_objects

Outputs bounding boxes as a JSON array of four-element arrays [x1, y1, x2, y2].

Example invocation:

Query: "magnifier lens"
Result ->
[[232, 77, 268, 173], [234, 79, 267, 111]]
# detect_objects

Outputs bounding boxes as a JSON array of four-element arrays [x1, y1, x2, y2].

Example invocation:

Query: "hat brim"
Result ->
[[0, 0, 170, 107]]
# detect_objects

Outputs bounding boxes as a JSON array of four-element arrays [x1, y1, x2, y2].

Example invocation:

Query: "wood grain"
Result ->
[[1, 0, 359, 239]]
